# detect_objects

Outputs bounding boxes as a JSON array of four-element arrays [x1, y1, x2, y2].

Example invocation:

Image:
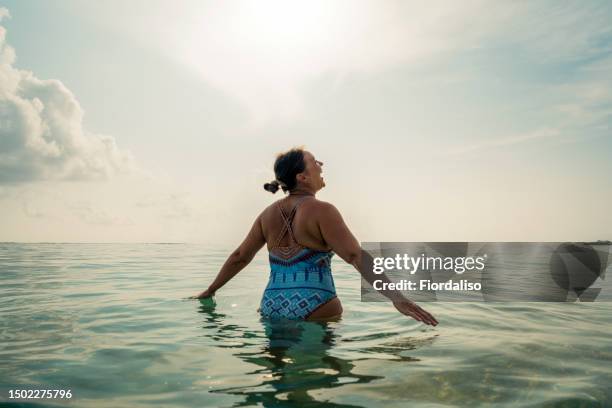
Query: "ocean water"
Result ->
[[1, 243, 611, 407]]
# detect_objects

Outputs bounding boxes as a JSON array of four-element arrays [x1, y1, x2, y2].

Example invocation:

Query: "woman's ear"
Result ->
[[296, 172, 307, 183]]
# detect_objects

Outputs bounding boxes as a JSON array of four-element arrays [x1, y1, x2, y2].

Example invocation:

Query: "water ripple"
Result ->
[[1, 244, 611, 407]]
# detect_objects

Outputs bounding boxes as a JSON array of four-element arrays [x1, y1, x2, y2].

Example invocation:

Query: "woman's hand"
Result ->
[[189, 289, 214, 299], [393, 300, 438, 326]]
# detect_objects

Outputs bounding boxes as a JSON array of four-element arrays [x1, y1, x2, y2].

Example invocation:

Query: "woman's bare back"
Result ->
[[260, 195, 342, 320], [260, 196, 331, 252]]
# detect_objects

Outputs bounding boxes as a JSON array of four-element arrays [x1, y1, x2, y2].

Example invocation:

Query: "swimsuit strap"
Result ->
[[272, 196, 309, 249]]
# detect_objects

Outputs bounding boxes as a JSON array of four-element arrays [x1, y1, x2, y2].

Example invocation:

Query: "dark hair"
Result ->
[[263, 148, 306, 194]]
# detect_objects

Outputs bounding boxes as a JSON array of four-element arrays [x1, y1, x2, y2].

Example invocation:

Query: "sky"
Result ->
[[0, 0, 611, 244]]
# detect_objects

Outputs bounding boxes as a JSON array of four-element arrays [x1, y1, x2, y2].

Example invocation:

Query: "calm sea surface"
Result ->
[[1, 243, 611, 407]]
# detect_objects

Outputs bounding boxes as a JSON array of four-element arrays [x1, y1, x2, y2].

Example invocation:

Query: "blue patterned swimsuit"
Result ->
[[260, 198, 337, 320]]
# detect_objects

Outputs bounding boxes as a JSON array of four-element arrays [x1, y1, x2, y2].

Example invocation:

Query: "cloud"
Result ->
[[502, 2, 612, 62], [171, 1, 502, 123], [83, 1, 607, 126], [0, 10, 136, 184], [444, 128, 561, 156], [79, 0, 519, 123]]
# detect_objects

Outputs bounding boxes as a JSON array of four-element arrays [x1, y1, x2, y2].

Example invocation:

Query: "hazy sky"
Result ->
[[0, 1, 611, 243]]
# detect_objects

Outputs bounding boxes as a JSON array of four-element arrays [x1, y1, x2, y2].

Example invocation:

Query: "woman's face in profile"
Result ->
[[301, 151, 325, 191]]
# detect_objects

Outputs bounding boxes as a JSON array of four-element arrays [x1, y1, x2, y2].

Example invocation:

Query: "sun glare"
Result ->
[[184, 1, 357, 71], [229, 1, 339, 49], [171, 1, 366, 120]]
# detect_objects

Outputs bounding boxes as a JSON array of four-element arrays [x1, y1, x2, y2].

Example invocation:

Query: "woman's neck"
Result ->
[[288, 187, 315, 197]]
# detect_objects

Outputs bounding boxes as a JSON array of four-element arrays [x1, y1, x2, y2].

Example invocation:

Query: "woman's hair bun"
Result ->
[[263, 180, 280, 193], [263, 147, 306, 194]]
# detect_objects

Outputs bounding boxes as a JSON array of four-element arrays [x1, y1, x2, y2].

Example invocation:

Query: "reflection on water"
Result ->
[[197, 302, 382, 407]]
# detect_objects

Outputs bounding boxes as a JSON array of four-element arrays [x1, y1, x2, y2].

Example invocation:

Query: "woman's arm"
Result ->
[[317, 202, 438, 326], [192, 215, 266, 299]]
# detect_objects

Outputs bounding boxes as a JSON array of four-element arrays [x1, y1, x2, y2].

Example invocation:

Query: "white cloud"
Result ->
[[444, 128, 561, 156], [0, 12, 136, 184]]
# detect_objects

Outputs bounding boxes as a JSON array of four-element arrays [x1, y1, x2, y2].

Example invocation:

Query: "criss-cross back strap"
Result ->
[[272, 196, 308, 249]]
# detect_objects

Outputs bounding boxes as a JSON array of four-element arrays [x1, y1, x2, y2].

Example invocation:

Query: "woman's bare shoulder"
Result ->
[[301, 198, 339, 217], [306, 197, 333, 208], [259, 200, 281, 220]]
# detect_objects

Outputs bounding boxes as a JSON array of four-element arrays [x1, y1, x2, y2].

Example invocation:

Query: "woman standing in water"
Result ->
[[193, 148, 437, 326]]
